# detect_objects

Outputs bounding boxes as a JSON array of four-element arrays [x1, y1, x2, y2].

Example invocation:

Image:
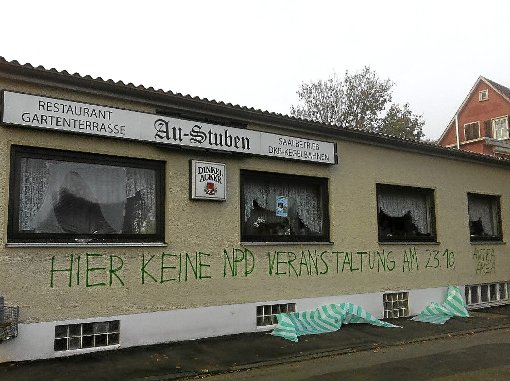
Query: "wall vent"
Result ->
[[54, 320, 120, 351], [383, 291, 409, 318], [256, 303, 296, 327], [465, 282, 510, 308]]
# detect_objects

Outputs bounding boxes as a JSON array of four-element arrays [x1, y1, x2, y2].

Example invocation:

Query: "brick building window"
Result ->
[[479, 89, 488, 101], [492, 116, 509, 140], [464, 122, 480, 141]]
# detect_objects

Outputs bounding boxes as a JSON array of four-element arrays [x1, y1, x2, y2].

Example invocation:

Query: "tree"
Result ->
[[290, 67, 425, 141], [379, 103, 425, 141], [341, 66, 393, 132], [289, 74, 344, 126]]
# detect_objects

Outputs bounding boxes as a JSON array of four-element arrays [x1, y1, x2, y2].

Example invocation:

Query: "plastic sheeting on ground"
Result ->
[[411, 285, 470, 324], [271, 302, 400, 342]]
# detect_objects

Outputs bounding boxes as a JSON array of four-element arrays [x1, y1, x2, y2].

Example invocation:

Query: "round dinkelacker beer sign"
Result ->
[[190, 160, 226, 201]]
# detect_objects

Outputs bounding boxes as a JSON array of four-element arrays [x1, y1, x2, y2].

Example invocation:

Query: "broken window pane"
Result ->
[[10, 146, 164, 243], [377, 184, 436, 242], [468, 193, 501, 241], [241, 171, 329, 242]]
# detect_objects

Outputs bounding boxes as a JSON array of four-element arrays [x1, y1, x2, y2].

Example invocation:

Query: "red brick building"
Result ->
[[438, 77, 510, 157]]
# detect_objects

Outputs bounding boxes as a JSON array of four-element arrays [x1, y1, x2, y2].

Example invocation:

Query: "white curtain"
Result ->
[[378, 189, 430, 234], [19, 158, 156, 234], [243, 178, 323, 235], [468, 196, 498, 236]]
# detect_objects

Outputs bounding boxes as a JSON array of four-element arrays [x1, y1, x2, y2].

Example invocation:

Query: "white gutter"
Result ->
[[455, 114, 460, 149]]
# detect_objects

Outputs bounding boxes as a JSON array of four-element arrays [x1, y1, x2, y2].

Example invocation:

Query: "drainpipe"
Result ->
[[455, 114, 460, 149]]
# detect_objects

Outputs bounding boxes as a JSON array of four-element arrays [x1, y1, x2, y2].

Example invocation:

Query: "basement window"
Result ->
[[8, 146, 165, 244], [465, 282, 510, 308], [479, 89, 488, 101], [468, 193, 502, 241], [256, 303, 296, 327], [54, 320, 120, 351], [377, 184, 436, 242], [241, 170, 329, 242], [383, 292, 409, 318], [464, 122, 480, 141]]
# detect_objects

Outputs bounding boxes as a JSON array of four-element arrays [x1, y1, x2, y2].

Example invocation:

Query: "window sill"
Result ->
[[241, 241, 334, 246], [378, 241, 440, 245], [470, 241, 506, 245], [6, 242, 168, 248]]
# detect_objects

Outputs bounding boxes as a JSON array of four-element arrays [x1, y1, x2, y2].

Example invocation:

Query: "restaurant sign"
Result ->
[[1, 91, 336, 164]]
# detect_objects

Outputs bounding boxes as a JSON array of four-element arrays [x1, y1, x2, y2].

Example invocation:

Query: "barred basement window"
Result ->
[[383, 292, 409, 318], [464, 122, 480, 141], [377, 184, 436, 242], [468, 193, 502, 241], [54, 320, 120, 351], [465, 282, 510, 308], [241, 170, 329, 242], [256, 303, 296, 326], [8, 146, 165, 244]]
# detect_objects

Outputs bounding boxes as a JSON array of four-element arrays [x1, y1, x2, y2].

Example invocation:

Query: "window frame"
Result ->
[[463, 122, 480, 141], [240, 170, 330, 243], [376, 183, 437, 243], [8, 145, 166, 244], [492, 116, 509, 140], [467, 193, 502, 242], [479, 89, 489, 101]]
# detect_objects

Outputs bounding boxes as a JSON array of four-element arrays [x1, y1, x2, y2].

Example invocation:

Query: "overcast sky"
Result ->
[[3, 1, 510, 139]]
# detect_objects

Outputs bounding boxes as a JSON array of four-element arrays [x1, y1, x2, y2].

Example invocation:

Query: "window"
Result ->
[[240, 170, 329, 242], [256, 303, 296, 327], [8, 146, 165, 244], [54, 320, 120, 351], [492, 116, 509, 140], [479, 89, 488, 101], [383, 292, 409, 318], [464, 122, 480, 141], [468, 193, 501, 241], [377, 184, 436, 242], [466, 282, 510, 308]]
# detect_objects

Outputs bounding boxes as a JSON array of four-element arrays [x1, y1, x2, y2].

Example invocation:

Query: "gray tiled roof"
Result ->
[[2, 56, 510, 168], [484, 77, 510, 101]]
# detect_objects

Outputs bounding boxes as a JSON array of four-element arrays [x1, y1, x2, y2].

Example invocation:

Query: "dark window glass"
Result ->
[[468, 193, 501, 241], [54, 338, 68, 351], [377, 184, 436, 242], [240, 171, 329, 242], [464, 122, 480, 141], [8, 146, 165, 244]]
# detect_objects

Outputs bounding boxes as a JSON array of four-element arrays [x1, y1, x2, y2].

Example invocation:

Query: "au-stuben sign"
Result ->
[[1, 91, 336, 164]]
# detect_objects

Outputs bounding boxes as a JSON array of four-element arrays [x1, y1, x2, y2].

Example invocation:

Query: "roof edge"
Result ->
[[2, 57, 510, 169]]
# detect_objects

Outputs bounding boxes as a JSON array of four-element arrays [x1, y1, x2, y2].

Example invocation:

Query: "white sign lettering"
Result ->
[[2, 91, 336, 164]]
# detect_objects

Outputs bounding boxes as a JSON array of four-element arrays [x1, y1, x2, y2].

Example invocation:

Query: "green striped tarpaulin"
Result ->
[[271, 302, 400, 342], [411, 285, 469, 324]]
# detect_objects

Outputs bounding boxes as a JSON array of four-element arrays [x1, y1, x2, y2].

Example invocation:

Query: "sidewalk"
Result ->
[[2, 306, 510, 381]]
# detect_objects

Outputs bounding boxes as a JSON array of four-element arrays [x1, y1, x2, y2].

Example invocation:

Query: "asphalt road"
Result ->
[[199, 328, 510, 381]]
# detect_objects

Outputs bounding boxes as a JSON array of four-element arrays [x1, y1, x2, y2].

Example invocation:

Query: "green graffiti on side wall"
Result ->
[[48, 246, 456, 287]]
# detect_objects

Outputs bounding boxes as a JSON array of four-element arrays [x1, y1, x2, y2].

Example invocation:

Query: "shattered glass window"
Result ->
[[9, 146, 164, 243], [468, 193, 501, 241], [241, 170, 329, 242], [377, 184, 436, 242]]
